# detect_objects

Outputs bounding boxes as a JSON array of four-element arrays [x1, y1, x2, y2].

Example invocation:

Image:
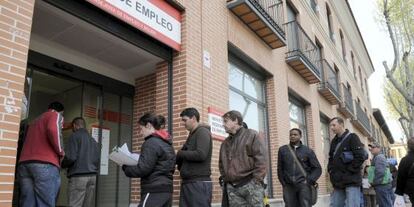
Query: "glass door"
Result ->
[[17, 68, 133, 207]]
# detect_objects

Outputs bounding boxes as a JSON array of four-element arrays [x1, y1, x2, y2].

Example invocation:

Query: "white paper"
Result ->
[[109, 143, 140, 166], [394, 195, 406, 207]]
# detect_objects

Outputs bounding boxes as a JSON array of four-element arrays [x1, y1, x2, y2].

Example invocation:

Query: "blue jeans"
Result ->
[[18, 163, 61, 207], [374, 184, 393, 207], [330, 186, 361, 207]]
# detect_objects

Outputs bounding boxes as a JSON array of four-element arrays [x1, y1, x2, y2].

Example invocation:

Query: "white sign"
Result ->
[[208, 107, 228, 140], [203, 50, 211, 69], [87, 0, 181, 50], [92, 126, 110, 175]]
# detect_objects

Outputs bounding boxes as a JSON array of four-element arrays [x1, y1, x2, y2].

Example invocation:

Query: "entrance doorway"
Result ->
[[18, 67, 133, 207], [13, 0, 173, 205]]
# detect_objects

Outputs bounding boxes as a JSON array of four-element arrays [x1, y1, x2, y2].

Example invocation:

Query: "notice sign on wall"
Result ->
[[91, 126, 111, 175], [208, 107, 228, 141], [87, 0, 181, 51]]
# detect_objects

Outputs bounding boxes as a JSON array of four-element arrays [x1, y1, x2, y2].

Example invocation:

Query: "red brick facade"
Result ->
[[0, 1, 34, 205]]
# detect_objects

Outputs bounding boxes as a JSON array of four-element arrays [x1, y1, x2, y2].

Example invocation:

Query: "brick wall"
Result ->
[[0, 1, 34, 205]]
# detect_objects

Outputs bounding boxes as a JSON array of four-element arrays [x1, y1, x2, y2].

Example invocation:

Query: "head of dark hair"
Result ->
[[180, 108, 200, 122], [330, 117, 344, 125], [408, 138, 414, 152], [48, 101, 64, 112], [222, 110, 243, 125], [72, 117, 86, 128], [138, 113, 166, 130], [290, 128, 302, 136]]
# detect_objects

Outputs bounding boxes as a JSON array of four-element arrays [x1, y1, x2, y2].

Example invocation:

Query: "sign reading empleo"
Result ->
[[87, 0, 181, 51], [208, 107, 228, 141]]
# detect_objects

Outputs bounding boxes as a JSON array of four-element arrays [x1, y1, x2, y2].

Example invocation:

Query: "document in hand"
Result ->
[[109, 143, 140, 166]]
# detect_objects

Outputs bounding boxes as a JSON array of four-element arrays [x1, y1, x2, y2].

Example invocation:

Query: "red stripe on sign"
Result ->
[[208, 107, 224, 116], [148, 0, 181, 21]]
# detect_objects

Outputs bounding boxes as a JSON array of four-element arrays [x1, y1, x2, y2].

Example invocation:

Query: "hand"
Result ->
[[219, 176, 225, 187]]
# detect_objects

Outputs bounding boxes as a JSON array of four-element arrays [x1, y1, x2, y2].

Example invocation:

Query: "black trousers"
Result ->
[[283, 183, 311, 207], [179, 181, 212, 207], [138, 192, 172, 207]]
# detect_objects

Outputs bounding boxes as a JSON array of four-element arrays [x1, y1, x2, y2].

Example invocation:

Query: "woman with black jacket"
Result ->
[[395, 137, 414, 204], [122, 113, 176, 207]]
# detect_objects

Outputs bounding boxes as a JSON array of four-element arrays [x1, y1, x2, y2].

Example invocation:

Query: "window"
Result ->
[[320, 115, 330, 160], [326, 4, 334, 42], [289, 96, 308, 145], [351, 52, 357, 80], [340, 30, 346, 62], [331, 65, 340, 92], [359, 67, 364, 93], [310, 0, 317, 13], [228, 62, 266, 132], [228, 55, 271, 193], [287, 2, 298, 22], [315, 40, 323, 70], [365, 78, 369, 101]]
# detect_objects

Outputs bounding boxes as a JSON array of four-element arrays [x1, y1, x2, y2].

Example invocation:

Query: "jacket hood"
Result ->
[[191, 123, 211, 134], [151, 130, 172, 144]]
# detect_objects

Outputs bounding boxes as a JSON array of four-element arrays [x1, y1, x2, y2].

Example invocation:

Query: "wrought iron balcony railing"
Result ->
[[285, 20, 322, 83]]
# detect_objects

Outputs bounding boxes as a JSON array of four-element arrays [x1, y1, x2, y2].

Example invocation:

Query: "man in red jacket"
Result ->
[[18, 101, 65, 207]]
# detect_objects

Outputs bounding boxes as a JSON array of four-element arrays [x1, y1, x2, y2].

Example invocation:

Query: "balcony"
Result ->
[[227, 0, 286, 49], [338, 84, 354, 118], [285, 20, 322, 84], [318, 60, 341, 104], [351, 102, 372, 136]]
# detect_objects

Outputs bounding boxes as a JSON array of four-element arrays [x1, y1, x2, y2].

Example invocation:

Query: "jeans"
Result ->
[[330, 186, 361, 207], [282, 183, 311, 207], [68, 175, 96, 207], [374, 184, 393, 207], [18, 162, 61, 207]]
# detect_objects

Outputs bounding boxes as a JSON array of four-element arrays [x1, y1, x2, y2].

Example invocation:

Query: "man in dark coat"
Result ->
[[177, 108, 212, 207], [328, 117, 367, 207], [278, 128, 322, 207], [395, 137, 414, 204], [62, 117, 100, 207]]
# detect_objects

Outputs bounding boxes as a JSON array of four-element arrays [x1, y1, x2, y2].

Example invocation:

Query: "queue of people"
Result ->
[[16, 102, 414, 207]]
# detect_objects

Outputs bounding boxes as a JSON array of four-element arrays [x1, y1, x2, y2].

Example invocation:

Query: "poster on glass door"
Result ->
[[91, 126, 110, 175]]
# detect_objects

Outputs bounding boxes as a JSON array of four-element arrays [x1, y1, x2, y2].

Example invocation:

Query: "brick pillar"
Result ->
[[0, 1, 35, 206]]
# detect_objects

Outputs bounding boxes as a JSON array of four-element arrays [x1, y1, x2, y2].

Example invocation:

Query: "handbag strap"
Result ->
[[287, 145, 307, 178], [333, 132, 351, 157]]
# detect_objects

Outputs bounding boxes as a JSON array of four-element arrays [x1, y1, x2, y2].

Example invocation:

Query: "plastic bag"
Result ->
[[394, 195, 406, 207]]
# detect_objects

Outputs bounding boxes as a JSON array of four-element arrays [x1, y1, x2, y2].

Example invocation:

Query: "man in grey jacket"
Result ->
[[62, 117, 100, 207], [368, 142, 393, 207]]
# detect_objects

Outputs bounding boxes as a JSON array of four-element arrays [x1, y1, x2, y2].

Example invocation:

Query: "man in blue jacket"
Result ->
[[62, 117, 100, 207], [368, 142, 393, 207]]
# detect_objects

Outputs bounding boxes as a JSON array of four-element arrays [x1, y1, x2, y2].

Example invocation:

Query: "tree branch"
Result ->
[[381, 0, 414, 105], [386, 91, 410, 121], [398, 117, 410, 139], [383, 0, 399, 74], [400, 0, 412, 54]]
